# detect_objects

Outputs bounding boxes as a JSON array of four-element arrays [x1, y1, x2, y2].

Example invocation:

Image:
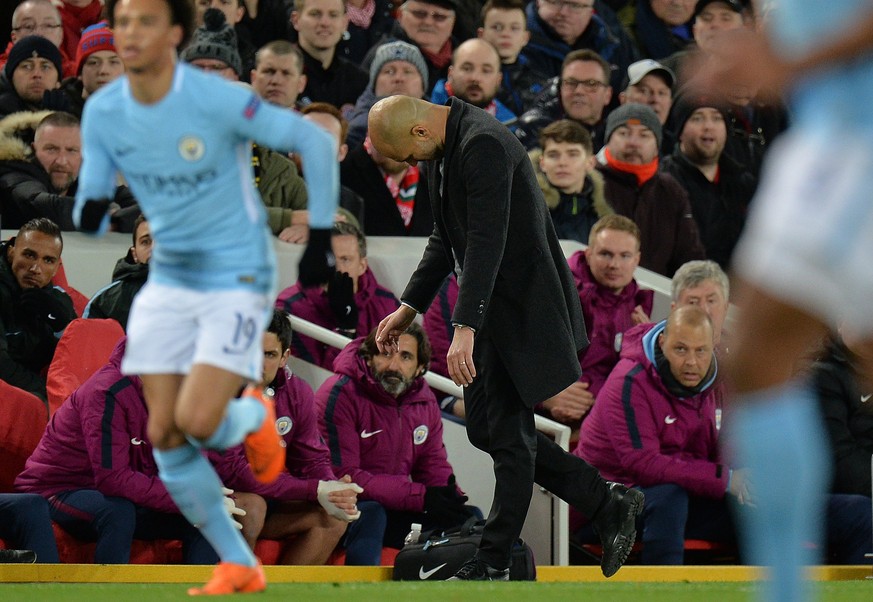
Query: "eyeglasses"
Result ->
[[561, 78, 608, 92], [539, 0, 594, 13], [12, 22, 62, 35], [404, 7, 453, 23]]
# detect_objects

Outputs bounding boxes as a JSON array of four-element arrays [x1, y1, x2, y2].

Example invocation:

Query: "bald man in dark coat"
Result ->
[[370, 95, 643, 580]]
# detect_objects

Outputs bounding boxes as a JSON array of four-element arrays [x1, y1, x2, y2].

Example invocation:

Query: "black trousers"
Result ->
[[464, 333, 609, 568]]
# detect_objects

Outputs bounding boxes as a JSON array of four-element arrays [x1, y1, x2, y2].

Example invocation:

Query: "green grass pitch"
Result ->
[[0, 581, 870, 601]]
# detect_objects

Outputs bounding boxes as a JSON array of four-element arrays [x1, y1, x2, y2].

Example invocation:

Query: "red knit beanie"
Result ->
[[75, 21, 116, 75]]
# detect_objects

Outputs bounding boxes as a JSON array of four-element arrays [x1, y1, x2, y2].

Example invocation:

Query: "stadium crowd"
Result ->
[[0, 0, 870, 569]]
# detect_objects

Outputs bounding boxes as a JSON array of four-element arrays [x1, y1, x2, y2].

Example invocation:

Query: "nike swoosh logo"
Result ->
[[664, 415, 677, 424], [419, 563, 447, 579], [47, 313, 56, 320], [862, 394, 871, 403], [360, 429, 383, 439], [130, 437, 144, 445]]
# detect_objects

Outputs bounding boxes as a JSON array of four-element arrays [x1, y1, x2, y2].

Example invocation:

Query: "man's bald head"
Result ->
[[664, 305, 713, 338], [368, 95, 447, 166]]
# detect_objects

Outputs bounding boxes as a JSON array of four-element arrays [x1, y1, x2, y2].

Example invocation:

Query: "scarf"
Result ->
[[365, 137, 419, 229], [420, 39, 453, 70], [346, 0, 376, 29], [604, 147, 659, 186]]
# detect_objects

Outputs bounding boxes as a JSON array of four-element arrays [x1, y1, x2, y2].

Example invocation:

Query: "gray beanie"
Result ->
[[180, 8, 242, 77], [368, 41, 428, 93], [605, 103, 662, 148]]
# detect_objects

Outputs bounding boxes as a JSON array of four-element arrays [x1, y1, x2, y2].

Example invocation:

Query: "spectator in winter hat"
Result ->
[[345, 40, 429, 150], [57, 21, 125, 118], [0, 35, 66, 118], [181, 8, 243, 80], [596, 103, 705, 276]]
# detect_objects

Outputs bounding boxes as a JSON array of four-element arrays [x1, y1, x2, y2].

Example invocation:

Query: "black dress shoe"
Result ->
[[592, 482, 644, 577], [446, 557, 510, 581], [0, 549, 37, 563]]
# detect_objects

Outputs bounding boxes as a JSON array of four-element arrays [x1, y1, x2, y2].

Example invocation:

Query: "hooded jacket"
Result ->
[[275, 267, 399, 370], [530, 148, 612, 244], [0, 110, 74, 230], [315, 338, 455, 512], [575, 320, 728, 499], [0, 110, 138, 231], [567, 252, 654, 397], [16, 337, 335, 508], [83, 249, 149, 330], [0, 236, 75, 401], [15, 340, 179, 512], [212, 366, 339, 503]]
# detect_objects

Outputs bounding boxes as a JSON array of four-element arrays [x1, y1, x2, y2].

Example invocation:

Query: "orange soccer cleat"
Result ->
[[188, 561, 266, 595], [241, 385, 285, 483]]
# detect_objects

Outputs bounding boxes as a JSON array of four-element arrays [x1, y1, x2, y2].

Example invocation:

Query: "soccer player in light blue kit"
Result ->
[[702, 2, 873, 602], [73, 0, 355, 594]]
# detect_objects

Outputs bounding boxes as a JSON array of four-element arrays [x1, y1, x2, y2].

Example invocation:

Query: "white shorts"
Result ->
[[733, 129, 873, 334], [122, 281, 272, 381]]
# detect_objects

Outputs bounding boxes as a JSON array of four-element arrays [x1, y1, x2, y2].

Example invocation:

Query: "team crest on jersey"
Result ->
[[413, 424, 428, 445], [178, 135, 205, 162], [276, 416, 293, 436]]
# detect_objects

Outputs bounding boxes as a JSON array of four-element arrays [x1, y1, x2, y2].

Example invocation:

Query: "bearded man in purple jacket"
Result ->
[[315, 324, 475, 565]]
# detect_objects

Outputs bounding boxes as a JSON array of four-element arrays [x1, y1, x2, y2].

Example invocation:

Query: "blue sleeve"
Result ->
[[74, 100, 119, 235], [226, 90, 340, 229]]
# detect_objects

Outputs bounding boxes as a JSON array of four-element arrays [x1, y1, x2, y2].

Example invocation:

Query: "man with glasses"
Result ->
[[0, 0, 74, 78], [523, 0, 638, 91], [362, 0, 458, 96], [515, 49, 613, 151]]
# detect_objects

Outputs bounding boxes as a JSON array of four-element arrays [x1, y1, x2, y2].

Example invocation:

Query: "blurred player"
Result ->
[[702, 3, 873, 602], [73, 0, 338, 594]]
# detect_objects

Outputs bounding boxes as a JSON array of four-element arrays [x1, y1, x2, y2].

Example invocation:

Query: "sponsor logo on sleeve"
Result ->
[[243, 94, 261, 120]]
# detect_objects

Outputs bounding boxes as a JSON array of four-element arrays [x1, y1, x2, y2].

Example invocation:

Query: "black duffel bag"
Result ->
[[392, 518, 536, 581]]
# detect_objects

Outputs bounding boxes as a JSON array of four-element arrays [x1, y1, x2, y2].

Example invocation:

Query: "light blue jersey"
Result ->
[[764, 0, 873, 135], [75, 63, 339, 293]]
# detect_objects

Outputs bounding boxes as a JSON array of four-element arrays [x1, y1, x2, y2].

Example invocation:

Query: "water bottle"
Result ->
[[403, 522, 422, 546]]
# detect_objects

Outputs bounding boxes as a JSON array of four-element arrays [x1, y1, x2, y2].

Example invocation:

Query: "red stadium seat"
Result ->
[[46, 318, 125, 416], [52, 259, 89, 318], [0, 380, 47, 492]]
